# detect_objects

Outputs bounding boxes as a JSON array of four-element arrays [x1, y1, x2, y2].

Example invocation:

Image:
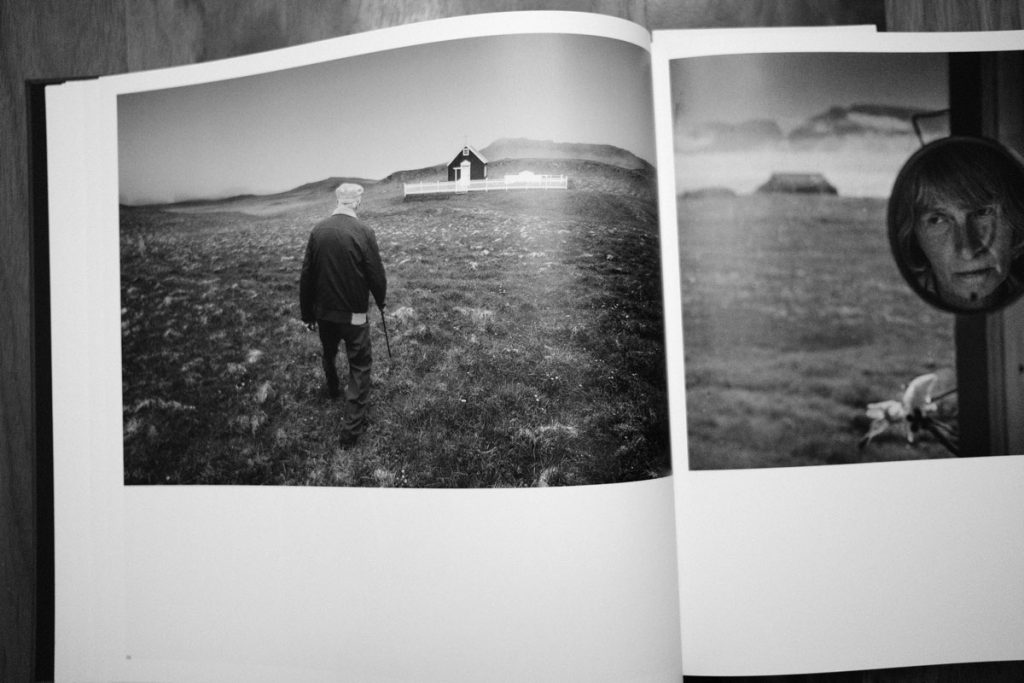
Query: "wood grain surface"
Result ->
[[885, 0, 1022, 31], [1, 1, 1018, 681]]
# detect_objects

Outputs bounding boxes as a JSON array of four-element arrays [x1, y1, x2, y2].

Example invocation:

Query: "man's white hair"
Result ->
[[335, 182, 364, 206]]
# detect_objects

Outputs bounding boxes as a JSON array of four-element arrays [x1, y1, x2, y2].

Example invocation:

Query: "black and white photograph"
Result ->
[[118, 31, 668, 487], [670, 51, 971, 469], [37, 13, 1024, 682]]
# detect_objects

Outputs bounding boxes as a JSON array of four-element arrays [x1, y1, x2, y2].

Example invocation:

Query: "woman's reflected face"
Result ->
[[914, 199, 1014, 309], [889, 136, 1024, 313]]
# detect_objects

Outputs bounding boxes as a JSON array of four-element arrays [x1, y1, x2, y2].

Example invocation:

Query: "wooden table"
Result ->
[[2, 1, 1021, 680]]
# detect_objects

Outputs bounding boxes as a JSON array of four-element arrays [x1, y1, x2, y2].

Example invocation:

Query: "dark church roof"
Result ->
[[449, 145, 488, 166]]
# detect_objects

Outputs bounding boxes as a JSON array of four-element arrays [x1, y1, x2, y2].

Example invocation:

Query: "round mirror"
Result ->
[[887, 136, 1024, 314]]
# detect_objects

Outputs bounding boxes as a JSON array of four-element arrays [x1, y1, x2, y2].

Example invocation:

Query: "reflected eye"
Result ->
[[921, 212, 949, 229], [973, 206, 997, 219]]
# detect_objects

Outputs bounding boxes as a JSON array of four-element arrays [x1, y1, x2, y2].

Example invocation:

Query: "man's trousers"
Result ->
[[317, 319, 372, 440]]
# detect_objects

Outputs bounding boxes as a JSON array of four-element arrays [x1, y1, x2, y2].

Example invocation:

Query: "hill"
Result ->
[[138, 140, 655, 217], [673, 102, 935, 197], [789, 104, 929, 142], [480, 137, 653, 173], [676, 103, 934, 153], [149, 176, 376, 216]]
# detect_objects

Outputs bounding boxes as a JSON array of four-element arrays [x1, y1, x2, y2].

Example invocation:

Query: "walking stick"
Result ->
[[379, 306, 392, 360]]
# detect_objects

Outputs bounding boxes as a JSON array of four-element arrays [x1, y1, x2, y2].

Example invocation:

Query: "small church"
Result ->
[[447, 145, 488, 182]]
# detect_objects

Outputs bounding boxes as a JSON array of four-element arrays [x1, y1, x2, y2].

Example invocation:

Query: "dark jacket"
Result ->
[[300, 212, 387, 324]]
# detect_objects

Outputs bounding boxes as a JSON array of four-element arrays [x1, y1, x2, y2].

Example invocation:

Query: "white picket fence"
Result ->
[[404, 173, 568, 197]]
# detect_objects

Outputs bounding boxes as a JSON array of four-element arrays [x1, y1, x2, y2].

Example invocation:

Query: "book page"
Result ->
[[652, 26, 1024, 676], [48, 12, 682, 682]]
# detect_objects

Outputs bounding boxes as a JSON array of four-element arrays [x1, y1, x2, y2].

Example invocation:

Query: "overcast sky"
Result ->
[[671, 52, 949, 196], [672, 52, 948, 131], [118, 33, 655, 205]]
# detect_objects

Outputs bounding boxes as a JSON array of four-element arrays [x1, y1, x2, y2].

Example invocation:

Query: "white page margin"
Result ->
[[48, 79, 131, 683]]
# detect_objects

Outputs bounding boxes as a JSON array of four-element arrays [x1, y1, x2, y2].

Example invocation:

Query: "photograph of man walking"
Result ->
[[117, 32, 668, 488], [300, 183, 388, 448]]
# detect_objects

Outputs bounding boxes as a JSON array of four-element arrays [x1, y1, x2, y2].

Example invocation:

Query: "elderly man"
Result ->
[[300, 183, 387, 447]]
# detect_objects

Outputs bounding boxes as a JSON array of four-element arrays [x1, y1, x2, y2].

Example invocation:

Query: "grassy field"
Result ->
[[119, 168, 669, 487], [677, 193, 958, 469]]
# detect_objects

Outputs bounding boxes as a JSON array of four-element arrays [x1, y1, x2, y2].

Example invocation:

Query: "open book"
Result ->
[[44, 11, 1024, 681]]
